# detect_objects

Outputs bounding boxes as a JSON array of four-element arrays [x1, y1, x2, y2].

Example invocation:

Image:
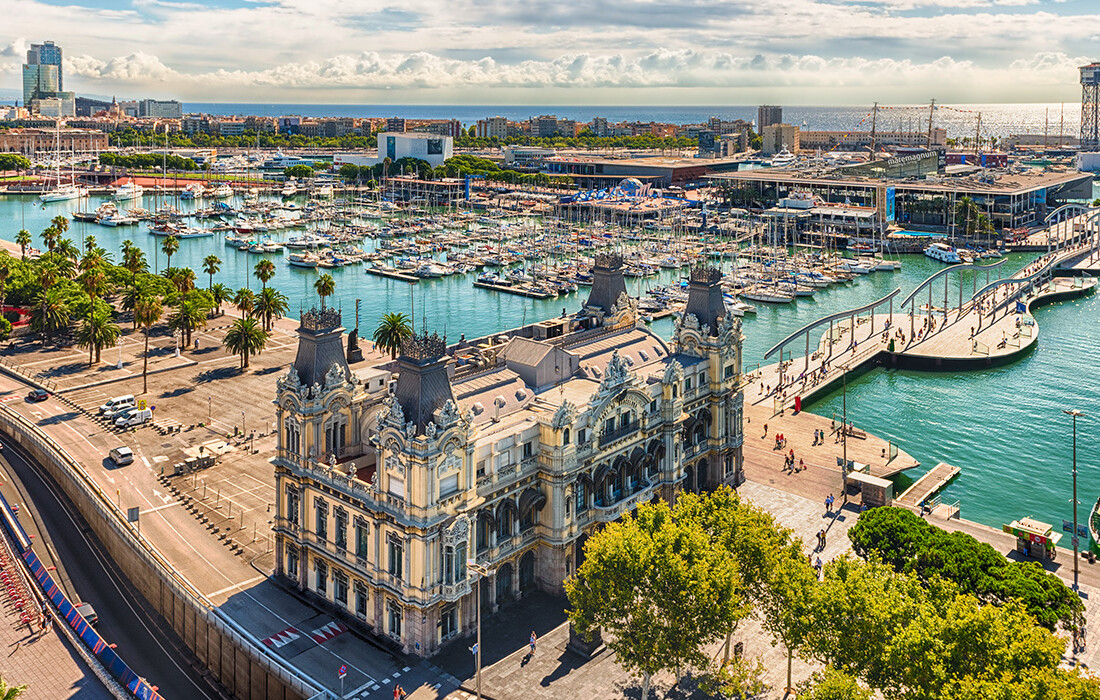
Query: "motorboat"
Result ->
[[212, 184, 233, 199], [288, 253, 320, 268], [768, 149, 798, 168], [924, 242, 962, 264], [113, 181, 144, 202]]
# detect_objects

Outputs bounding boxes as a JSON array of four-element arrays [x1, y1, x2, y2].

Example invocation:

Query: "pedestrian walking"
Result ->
[[763, 423, 768, 438], [824, 494, 831, 513], [43, 615, 52, 634], [530, 631, 537, 655]]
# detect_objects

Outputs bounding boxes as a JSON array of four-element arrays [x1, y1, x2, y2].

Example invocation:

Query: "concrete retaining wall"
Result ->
[[0, 404, 321, 700]]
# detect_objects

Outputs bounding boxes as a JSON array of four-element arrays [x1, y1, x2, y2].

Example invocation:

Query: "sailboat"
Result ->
[[40, 123, 88, 203]]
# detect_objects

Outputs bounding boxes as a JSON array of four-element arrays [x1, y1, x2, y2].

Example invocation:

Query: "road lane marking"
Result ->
[[205, 575, 265, 598]]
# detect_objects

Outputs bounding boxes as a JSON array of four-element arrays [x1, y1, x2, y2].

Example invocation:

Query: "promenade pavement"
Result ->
[[0, 601, 114, 699], [0, 308, 455, 699]]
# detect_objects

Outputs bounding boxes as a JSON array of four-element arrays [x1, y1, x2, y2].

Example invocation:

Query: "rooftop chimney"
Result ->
[[685, 264, 725, 336], [393, 331, 455, 433], [292, 307, 350, 387], [585, 252, 627, 313]]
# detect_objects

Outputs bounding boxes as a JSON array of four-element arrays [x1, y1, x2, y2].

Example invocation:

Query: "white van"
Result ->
[[99, 395, 135, 416], [108, 446, 134, 466], [114, 408, 152, 428]]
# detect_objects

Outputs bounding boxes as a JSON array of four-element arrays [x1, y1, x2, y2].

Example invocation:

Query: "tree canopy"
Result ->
[[848, 507, 1082, 630]]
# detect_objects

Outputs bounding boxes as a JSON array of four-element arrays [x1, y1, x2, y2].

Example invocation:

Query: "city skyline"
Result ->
[[3, 0, 1100, 104]]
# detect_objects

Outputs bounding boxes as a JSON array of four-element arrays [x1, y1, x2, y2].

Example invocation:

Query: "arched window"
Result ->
[[563, 428, 570, 446], [576, 481, 587, 513]]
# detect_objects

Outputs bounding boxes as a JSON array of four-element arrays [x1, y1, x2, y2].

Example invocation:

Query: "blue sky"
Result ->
[[4, 0, 1100, 103]]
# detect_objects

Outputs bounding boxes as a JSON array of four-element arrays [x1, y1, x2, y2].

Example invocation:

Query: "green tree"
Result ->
[[160, 235, 180, 272], [134, 295, 162, 394], [14, 230, 30, 260], [165, 266, 197, 294], [797, 668, 873, 700], [77, 262, 111, 366], [284, 164, 313, 179], [314, 273, 335, 309], [0, 258, 11, 319], [253, 258, 276, 292], [209, 282, 230, 313], [40, 225, 59, 254], [202, 254, 221, 290], [0, 674, 28, 699], [50, 215, 69, 241], [31, 286, 71, 341], [566, 501, 739, 700], [255, 286, 288, 331], [75, 308, 121, 366], [168, 290, 209, 347], [222, 316, 269, 369], [848, 507, 1082, 630], [373, 312, 412, 359], [233, 287, 255, 317]]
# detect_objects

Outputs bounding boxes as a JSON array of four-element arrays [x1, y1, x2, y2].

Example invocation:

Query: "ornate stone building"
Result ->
[[272, 257, 745, 656]]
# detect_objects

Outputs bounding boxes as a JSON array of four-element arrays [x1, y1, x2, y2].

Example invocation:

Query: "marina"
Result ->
[[2, 180, 1100, 544]]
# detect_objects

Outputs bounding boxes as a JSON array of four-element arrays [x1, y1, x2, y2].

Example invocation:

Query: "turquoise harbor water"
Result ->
[[4, 192, 1099, 541]]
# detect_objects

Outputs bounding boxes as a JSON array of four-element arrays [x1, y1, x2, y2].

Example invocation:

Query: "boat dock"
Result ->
[[896, 462, 961, 508], [472, 280, 556, 299], [365, 267, 419, 284]]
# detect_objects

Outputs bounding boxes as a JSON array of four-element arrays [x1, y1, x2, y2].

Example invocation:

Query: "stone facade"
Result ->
[[272, 266, 745, 657]]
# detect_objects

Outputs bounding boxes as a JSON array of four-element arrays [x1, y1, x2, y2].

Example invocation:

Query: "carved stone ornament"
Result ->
[[277, 366, 302, 393], [683, 313, 701, 331], [663, 359, 684, 385], [405, 420, 418, 439], [383, 394, 405, 428], [444, 515, 470, 546], [324, 362, 348, 390], [310, 382, 322, 399], [551, 399, 577, 429], [386, 454, 405, 477], [426, 421, 438, 439], [439, 399, 460, 426]]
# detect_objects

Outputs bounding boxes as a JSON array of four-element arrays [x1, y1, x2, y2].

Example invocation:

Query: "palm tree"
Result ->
[[233, 287, 255, 317], [161, 235, 180, 272], [222, 316, 269, 369], [253, 259, 276, 292], [202, 254, 221, 290], [210, 283, 230, 314], [78, 263, 111, 366], [314, 273, 335, 309], [51, 214, 69, 240], [255, 286, 288, 331], [15, 230, 30, 260], [166, 267, 196, 294], [75, 308, 120, 367], [373, 312, 412, 359], [40, 225, 59, 254], [168, 291, 209, 347], [0, 675, 27, 699], [31, 287, 70, 341], [55, 238, 80, 270], [134, 295, 162, 394]]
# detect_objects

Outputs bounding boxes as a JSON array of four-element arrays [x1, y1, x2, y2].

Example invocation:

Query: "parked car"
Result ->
[[104, 403, 138, 420], [75, 601, 98, 626], [25, 389, 48, 402], [114, 408, 152, 428], [108, 446, 134, 466], [98, 395, 135, 416]]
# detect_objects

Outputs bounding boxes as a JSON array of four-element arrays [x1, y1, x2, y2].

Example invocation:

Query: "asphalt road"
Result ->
[[0, 430, 226, 700]]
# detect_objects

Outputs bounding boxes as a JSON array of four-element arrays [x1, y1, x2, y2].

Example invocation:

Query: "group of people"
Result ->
[[783, 449, 803, 473], [815, 528, 828, 551]]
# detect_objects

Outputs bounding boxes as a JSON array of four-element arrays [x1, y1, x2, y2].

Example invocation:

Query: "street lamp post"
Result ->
[[841, 364, 849, 502], [1064, 409, 1084, 589], [467, 560, 493, 700]]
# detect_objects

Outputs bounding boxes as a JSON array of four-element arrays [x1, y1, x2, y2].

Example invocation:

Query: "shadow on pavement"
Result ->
[[432, 591, 567, 684]]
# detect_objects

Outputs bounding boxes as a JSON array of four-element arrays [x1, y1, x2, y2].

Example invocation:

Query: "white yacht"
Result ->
[[288, 252, 320, 268], [280, 180, 298, 198], [212, 184, 233, 199], [924, 242, 963, 264], [768, 148, 798, 168], [40, 182, 87, 203], [113, 181, 144, 202]]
